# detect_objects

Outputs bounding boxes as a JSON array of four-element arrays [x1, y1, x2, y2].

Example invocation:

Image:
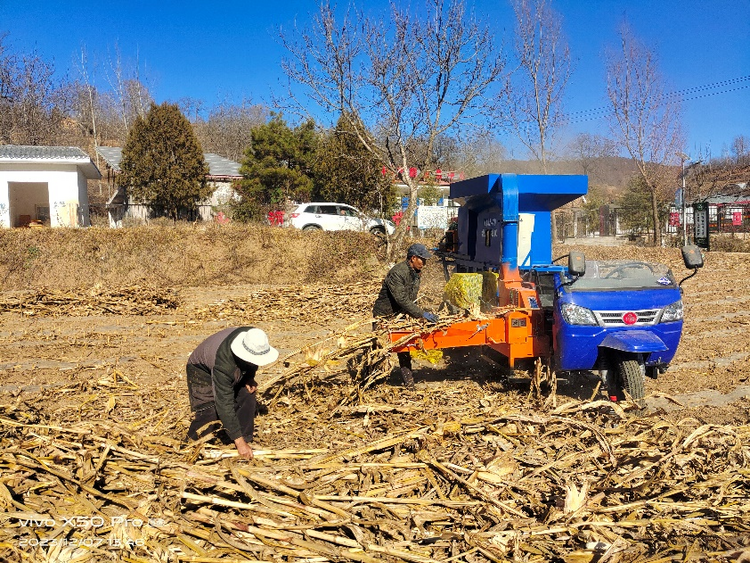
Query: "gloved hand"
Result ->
[[422, 312, 439, 324]]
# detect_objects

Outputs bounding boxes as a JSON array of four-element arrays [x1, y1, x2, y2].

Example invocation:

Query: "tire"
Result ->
[[302, 225, 322, 231], [612, 357, 646, 407], [369, 226, 386, 235]]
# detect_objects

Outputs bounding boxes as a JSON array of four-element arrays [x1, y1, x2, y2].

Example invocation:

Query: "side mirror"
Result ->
[[568, 251, 586, 277], [681, 245, 704, 269]]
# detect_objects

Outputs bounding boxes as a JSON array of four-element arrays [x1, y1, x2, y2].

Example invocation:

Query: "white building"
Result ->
[[0, 145, 100, 228]]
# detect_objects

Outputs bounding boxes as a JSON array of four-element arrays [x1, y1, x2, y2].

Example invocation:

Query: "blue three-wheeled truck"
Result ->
[[388, 174, 704, 405]]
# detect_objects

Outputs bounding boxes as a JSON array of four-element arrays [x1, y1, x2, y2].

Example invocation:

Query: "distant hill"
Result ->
[[494, 156, 639, 192]]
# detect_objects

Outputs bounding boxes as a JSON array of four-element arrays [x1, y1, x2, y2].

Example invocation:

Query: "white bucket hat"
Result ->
[[231, 328, 279, 366]]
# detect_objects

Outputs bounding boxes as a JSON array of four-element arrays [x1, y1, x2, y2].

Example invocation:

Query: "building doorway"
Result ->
[[8, 182, 50, 227]]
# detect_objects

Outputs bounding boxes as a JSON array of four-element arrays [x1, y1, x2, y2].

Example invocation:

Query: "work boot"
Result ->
[[400, 368, 415, 389]]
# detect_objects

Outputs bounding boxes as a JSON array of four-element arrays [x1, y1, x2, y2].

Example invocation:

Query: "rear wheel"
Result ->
[[369, 226, 386, 235], [302, 225, 322, 231], [611, 357, 646, 408]]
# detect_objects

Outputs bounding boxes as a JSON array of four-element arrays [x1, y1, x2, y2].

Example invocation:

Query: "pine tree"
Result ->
[[618, 175, 672, 237], [120, 102, 211, 220], [236, 114, 317, 219]]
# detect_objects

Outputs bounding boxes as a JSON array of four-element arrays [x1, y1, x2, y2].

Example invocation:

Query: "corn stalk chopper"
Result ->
[[388, 174, 704, 405]]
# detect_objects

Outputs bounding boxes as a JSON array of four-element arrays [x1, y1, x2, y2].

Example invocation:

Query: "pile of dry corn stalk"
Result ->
[[190, 282, 382, 325], [1, 327, 749, 563], [261, 314, 481, 404], [0, 286, 180, 317]]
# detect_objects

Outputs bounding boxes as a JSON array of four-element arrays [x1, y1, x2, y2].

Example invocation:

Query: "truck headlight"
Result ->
[[561, 303, 598, 326], [660, 300, 683, 323]]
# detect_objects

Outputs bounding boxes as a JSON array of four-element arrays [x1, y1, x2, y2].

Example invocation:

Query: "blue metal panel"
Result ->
[[561, 287, 681, 310], [450, 174, 501, 200], [516, 175, 588, 211], [457, 206, 473, 257], [599, 331, 668, 353], [474, 209, 502, 264], [554, 285, 684, 371], [450, 174, 588, 269], [450, 174, 587, 209], [528, 210, 552, 267], [500, 175, 519, 268], [555, 321, 682, 371]]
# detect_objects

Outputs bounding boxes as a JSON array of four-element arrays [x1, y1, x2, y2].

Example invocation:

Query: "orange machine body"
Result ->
[[389, 264, 550, 367]]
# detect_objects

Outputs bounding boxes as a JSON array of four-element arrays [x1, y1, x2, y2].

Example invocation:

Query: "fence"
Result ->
[[667, 201, 750, 236]]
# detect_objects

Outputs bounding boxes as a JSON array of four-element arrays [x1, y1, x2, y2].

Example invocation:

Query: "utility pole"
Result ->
[[681, 158, 687, 246], [678, 152, 689, 246]]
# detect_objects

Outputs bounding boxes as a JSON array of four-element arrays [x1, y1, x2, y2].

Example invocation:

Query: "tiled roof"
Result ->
[[0, 144, 101, 179], [0, 145, 91, 160], [703, 194, 750, 205], [204, 153, 241, 177], [97, 146, 123, 172], [97, 146, 242, 177]]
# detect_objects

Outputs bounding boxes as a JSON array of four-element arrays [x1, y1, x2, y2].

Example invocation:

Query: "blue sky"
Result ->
[[2, 0, 748, 161]]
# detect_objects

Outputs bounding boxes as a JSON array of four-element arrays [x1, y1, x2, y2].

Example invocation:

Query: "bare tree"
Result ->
[[3, 50, 65, 145], [566, 132, 617, 181], [177, 96, 206, 123], [104, 44, 153, 140], [192, 98, 269, 162], [69, 45, 118, 200], [605, 24, 684, 246], [450, 132, 508, 177], [95, 90, 131, 146], [503, 0, 572, 172], [685, 153, 750, 202], [280, 0, 505, 259], [730, 134, 750, 166], [0, 34, 16, 141], [73, 47, 102, 152]]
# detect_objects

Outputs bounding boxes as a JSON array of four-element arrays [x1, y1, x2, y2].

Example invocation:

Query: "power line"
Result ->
[[560, 74, 750, 124]]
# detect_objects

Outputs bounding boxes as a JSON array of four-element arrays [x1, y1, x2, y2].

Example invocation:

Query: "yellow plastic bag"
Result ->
[[481, 271, 499, 310], [410, 348, 444, 364], [443, 271, 499, 314], [443, 273, 483, 314]]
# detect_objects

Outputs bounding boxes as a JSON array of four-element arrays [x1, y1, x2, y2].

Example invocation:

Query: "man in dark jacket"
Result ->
[[372, 243, 439, 388], [186, 327, 278, 460]]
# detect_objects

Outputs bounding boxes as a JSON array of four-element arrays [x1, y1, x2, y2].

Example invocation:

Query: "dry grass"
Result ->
[[710, 233, 750, 252], [6, 223, 743, 295], [0, 224, 423, 292]]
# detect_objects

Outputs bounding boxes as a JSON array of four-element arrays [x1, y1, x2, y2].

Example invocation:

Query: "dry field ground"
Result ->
[[0, 226, 748, 562]]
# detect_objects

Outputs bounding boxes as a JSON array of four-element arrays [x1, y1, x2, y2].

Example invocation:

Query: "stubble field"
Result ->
[[0, 225, 748, 562]]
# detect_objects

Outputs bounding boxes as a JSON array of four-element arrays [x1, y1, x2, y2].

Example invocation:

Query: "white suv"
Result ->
[[286, 202, 396, 235]]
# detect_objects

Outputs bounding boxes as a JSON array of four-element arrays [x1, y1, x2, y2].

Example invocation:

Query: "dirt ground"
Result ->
[[2, 245, 749, 432], [2, 243, 750, 561]]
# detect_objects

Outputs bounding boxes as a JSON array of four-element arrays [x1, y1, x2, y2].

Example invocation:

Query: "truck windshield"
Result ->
[[566, 260, 677, 291]]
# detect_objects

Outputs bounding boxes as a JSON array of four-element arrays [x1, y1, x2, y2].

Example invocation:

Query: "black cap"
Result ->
[[407, 243, 432, 260]]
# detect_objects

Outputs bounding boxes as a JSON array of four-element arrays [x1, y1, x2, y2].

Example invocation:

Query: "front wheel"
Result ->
[[302, 225, 322, 231], [609, 357, 646, 407], [369, 226, 386, 235]]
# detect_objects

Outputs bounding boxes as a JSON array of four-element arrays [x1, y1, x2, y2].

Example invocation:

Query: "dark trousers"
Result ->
[[397, 351, 412, 370], [373, 320, 412, 371], [372, 321, 418, 370], [187, 385, 257, 443]]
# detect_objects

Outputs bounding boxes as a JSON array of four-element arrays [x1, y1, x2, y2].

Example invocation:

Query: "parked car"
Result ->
[[286, 202, 396, 235]]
